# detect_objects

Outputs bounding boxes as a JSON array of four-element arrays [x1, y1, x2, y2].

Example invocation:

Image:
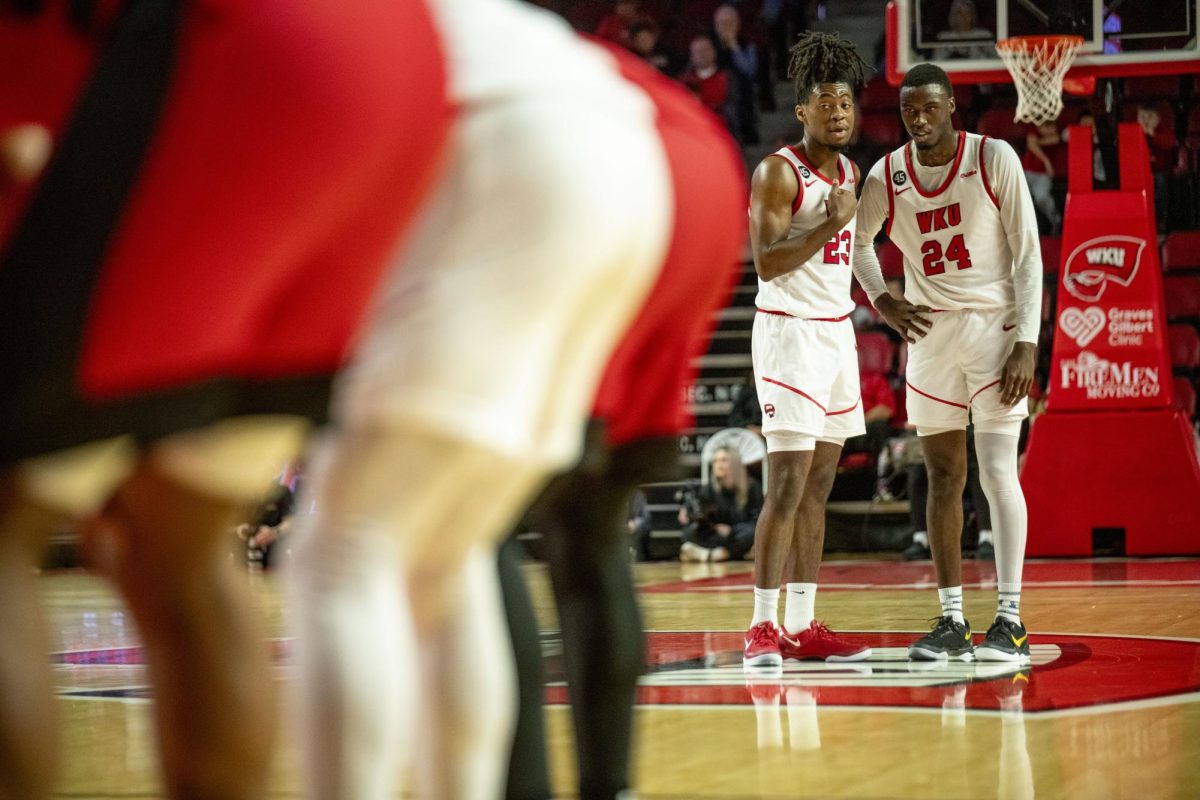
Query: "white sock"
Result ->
[[938, 585, 964, 624], [913, 530, 929, 547], [978, 529, 993, 545], [997, 582, 1022, 624], [975, 432, 1028, 596], [751, 587, 780, 627], [783, 582, 817, 632]]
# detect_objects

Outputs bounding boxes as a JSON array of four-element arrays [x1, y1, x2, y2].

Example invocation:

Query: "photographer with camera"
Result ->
[[678, 446, 762, 562]]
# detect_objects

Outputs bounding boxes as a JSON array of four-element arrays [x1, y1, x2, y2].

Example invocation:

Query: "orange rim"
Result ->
[[995, 34, 1085, 53]]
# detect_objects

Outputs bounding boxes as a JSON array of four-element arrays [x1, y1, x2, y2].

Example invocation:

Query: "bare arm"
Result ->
[[749, 156, 850, 282], [1024, 131, 1053, 176]]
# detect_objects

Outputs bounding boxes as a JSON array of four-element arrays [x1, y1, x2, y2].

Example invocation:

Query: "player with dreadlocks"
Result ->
[[743, 32, 874, 668]]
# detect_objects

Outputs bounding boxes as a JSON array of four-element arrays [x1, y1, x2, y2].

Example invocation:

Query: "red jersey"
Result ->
[[0, 0, 452, 461]]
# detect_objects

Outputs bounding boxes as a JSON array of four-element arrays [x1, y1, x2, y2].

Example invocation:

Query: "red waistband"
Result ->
[[757, 308, 849, 322]]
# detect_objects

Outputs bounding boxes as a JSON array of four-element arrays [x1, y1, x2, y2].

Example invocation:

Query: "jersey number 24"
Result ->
[[920, 233, 973, 276]]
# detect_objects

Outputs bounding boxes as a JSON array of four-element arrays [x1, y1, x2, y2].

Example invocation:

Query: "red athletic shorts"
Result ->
[[590, 42, 746, 446], [0, 0, 451, 461]]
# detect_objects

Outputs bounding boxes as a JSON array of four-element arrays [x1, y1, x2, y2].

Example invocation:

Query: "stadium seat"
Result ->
[[977, 106, 1025, 144], [1162, 231, 1200, 272], [1164, 275, 1200, 319], [877, 240, 905, 279], [1169, 323, 1200, 373], [1040, 235, 1061, 275], [1123, 75, 1184, 102], [856, 331, 895, 374], [858, 111, 903, 150], [859, 79, 900, 112], [1172, 376, 1196, 418]]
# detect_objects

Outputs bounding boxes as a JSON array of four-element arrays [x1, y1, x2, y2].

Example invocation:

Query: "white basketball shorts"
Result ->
[[752, 313, 866, 440], [904, 307, 1029, 431]]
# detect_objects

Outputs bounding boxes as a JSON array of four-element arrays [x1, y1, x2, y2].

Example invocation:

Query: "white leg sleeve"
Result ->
[[288, 515, 412, 800], [413, 548, 518, 800], [974, 431, 1028, 592]]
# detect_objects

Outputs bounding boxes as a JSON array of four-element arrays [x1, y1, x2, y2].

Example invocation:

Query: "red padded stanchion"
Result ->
[[1021, 123, 1200, 554]]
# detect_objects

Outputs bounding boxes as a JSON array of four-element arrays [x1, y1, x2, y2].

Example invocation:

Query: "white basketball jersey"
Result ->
[[884, 132, 1014, 311], [754, 147, 856, 319]]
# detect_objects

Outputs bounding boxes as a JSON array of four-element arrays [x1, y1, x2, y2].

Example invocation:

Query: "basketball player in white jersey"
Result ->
[[286, 1, 672, 797], [852, 63, 1041, 663], [743, 32, 874, 668]]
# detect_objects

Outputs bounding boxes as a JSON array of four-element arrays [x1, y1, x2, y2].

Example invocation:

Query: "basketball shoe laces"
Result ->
[[807, 621, 837, 641], [748, 621, 778, 648], [927, 615, 959, 635]]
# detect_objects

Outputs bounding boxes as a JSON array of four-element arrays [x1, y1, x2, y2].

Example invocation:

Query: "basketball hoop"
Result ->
[[995, 35, 1085, 125]]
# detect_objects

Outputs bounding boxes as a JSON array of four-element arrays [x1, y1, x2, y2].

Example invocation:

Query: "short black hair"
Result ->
[[901, 63, 954, 95], [787, 32, 871, 104]]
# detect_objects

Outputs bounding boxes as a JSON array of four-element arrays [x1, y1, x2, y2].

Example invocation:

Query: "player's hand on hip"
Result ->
[[999, 341, 1037, 406], [824, 186, 856, 227], [875, 294, 932, 344]]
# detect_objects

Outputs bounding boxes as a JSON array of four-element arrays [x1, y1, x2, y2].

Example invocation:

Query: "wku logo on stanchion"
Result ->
[[1062, 235, 1147, 302]]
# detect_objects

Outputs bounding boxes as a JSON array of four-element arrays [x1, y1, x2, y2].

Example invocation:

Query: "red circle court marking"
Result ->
[[543, 631, 1200, 713]]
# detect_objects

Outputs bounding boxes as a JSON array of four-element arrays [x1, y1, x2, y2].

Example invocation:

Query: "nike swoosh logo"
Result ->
[[1012, 634, 1028, 647], [1002, 324, 1016, 331], [964, 630, 972, 641], [804, 179, 819, 188], [895, 187, 911, 195], [961, 169, 978, 178]]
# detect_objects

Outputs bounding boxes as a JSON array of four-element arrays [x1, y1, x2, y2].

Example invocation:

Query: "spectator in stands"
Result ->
[[903, 427, 995, 560], [712, 4, 761, 144], [1137, 104, 1171, 232], [936, 0, 993, 60], [1064, 111, 1108, 184], [681, 35, 736, 137], [728, 368, 764, 435], [678, 446, 762, 562], [627, 488, 653, 561], [1023, 121, 1062, 233], [841, 367, 896, 463], [628, 20, 680, 75], [596, 0, 647, 47], [240, 480, 296, 571]]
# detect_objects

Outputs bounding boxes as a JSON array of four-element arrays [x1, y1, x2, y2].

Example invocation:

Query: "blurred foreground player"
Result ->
[[284, 1, 673, 797], [498, 39, 746, 800], [0, 1, 451, 797]]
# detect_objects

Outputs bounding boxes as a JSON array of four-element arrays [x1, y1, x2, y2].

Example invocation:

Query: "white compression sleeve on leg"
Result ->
[[973, 430, 1028, 594], [766, 431, 816, 452], [288, 514, 412, 800]]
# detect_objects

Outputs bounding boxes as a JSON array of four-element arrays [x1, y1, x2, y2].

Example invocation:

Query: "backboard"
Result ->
[[887, 0, 1200, 85]]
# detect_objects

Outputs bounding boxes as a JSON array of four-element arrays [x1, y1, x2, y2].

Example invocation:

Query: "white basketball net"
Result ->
[[995, 36, 1084, 125]]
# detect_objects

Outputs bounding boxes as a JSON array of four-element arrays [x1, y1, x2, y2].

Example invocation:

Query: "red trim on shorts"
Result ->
[[762, 377, 827, 412], [904, 131, 966, 199], [906, 380, 968, 410], [979, 136, 1001, 210], [884, 152, 895, 238], [970, 379, 1002, 404], [756, 308, 849, 322], [826, 397, 861, 416], [766, 153, 804, 215]]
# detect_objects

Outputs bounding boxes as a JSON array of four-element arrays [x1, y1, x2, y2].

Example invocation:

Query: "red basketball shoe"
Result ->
[[779, 621, 872, 662], [743, 621, 782, 668]]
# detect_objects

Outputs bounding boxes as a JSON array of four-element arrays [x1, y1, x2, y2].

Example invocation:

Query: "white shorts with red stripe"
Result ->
[[751, 311, 865, 439], [904, 307, 1028, 431]]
